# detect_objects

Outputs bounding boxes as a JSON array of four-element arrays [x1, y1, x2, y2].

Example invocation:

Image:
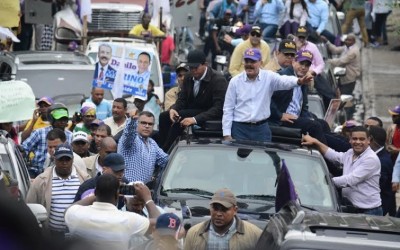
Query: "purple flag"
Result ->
[[144, 0, 149, 14], [275, 159, 298, 213]]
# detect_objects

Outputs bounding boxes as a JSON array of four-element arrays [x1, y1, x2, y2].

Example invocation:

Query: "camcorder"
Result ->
[[74, 112, 82, 123]]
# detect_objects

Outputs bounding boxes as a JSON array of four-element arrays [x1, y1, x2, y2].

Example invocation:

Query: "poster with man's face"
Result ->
[[92, 43, 153, 100]]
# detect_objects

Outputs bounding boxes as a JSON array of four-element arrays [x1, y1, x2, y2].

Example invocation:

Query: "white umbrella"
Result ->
[[0, 26, 20, 42]]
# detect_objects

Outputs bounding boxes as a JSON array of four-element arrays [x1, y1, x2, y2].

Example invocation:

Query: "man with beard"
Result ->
[[222, 48, 312, 142], [85, 88, 112, 120], [26, 144, 90, 236], [302, 126, 383, 215], [184, 188, 261, 250], [229, 26, 270, 77], [104, 98, 128, 136]]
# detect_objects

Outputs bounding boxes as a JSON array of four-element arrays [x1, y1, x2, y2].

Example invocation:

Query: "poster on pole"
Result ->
[[0, 80, 36, 123], [92, 43, 153, 100]]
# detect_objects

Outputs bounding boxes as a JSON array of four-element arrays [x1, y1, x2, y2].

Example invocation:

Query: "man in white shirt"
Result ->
[[65, 174, 160, 250], [103, 98, 128, 136], [222, 48, 312, 142]]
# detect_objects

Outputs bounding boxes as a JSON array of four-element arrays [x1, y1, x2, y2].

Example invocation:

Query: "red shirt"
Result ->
[[161, 35, 175, 64]]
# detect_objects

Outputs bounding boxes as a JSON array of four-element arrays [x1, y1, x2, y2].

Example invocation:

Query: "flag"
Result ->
[[144, 0, 149, 14], [76, 0, 92, 23], [275, 159, 298, 213]]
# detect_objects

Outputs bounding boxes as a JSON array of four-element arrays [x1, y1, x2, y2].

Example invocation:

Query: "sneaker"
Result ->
[[369, 42, 380, 48]]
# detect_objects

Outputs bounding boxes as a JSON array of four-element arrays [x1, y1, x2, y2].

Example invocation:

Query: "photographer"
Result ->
[[65, 174, 161, 250], [74, 152, 128, 209]]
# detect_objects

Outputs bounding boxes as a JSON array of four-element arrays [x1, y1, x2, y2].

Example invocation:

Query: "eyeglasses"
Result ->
[[250, 31, 261, 37], [139, 121, 154, 127]]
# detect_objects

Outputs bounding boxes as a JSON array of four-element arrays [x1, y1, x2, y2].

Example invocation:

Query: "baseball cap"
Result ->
[[51, 108, 69, 120], [54, 144, 74, 160], [295, 50, 313, 62], [37, 96, 54, 106], [175, 63, 189, 73], [103, 153, 126, 171], [243, 48, 262, 61], [251, 26, 261, 35], [186, 50, 206, 68], [156, 213, 181, 236], [210, 188, 237, 208], [278, 39, 297, 54], [72, 131, 89, 143], [90, 119, 104, 127], [235, 24, 252, 36], [296, 26, 308, 37], [389, 105, 400, 115]]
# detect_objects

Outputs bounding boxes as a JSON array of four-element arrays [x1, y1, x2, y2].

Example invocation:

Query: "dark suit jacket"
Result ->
[[378, 149, 394, 197], [171, 67, 228, 124], [268, 66, 310, 123], [94, 62, 117, 84]]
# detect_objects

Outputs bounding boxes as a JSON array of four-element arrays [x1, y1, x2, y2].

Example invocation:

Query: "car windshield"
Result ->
[[162, 146, 335, 211], [16, 68, 113, 100]]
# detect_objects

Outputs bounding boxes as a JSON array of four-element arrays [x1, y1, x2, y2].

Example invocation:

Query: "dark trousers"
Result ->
[[339, 81, 356, 95], [375, 13, 389, 43], [282, 117, 327, 144], [198, 11, 207, 37], [314, 74, 336, 109], [381, 192, 397, 216], [158, 109, 204, 152], [13, 15, 33, 51], [306, 22, 337, 44], [279, 21, 299, 39], [231, 121, 272, 142]]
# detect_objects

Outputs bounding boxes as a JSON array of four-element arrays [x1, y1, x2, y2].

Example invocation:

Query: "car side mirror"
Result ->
[[334, 67, 346, 77], [27, 203, 47, 226]]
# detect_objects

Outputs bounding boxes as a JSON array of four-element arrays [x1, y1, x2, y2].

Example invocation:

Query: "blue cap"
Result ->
[[243, 48, 262, 61], [103, 153, 125, 171], [156, 213, 181, 236], [54, 144, 74, 159]]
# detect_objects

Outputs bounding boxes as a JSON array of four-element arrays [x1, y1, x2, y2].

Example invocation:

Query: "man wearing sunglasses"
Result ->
[[118, 111, 168, 183], [229, 26, 271, 77], [265, 39, 297, 72]]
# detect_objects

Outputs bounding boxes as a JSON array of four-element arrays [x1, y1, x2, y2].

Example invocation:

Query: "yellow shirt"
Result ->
[[228, 39, 271, 77], [129, 24, 165, 37], [24, 117, 50, 131]]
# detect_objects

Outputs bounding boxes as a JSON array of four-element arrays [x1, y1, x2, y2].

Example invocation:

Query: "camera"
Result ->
[[74, 112, 82, 123], [119, 184, 135, 195]]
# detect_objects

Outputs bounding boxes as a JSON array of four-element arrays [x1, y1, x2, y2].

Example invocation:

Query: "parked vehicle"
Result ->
[[153, 125, 344, 229], [0, 51, 113, 115], [0, 132, 30, 199], [256, 202, 400, 250]]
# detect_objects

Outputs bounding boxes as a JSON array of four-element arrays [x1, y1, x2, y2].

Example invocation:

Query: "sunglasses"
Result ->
[[250, 31, 261, 37], [139, 121, 154, 127]]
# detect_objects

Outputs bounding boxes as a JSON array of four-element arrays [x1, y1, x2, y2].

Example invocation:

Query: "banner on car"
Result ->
[[92, 43, 153, 100], [0, 80, 35, 123]]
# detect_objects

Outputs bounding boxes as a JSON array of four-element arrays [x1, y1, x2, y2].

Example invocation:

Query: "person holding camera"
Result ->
[[74, 152, 128, 209], [65, 174, 161, 250]]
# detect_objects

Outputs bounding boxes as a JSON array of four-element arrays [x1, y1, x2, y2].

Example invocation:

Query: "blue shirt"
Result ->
[[117, 118, 168, 183], [85, 98, 112, 120], [306, 0, 329, 34], [22, 126, 72, 169], [255, 0, 285, 25]]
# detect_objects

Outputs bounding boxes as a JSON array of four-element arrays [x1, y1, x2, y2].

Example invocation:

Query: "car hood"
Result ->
[[157, 196, 272, 229]]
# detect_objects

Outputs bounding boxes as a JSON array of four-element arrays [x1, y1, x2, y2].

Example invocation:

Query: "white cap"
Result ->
[[72, 131, 89, 143]]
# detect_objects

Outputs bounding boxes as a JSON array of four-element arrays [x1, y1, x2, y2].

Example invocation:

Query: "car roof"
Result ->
[[10, 51, 93, 66]]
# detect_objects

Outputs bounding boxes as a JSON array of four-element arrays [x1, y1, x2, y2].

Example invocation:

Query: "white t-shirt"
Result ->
[[65, 202, 150, 250]]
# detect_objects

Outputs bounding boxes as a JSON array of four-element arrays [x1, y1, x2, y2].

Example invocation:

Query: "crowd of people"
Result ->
[[0, 0, 399, 249]]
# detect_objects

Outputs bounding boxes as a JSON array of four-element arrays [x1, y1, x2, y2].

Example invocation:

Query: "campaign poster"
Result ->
[[92, 43, 153, 100]]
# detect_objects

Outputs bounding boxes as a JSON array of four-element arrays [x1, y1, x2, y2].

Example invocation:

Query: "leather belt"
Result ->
[[236, 119, 268, 126], [354, 206, 381, 213]]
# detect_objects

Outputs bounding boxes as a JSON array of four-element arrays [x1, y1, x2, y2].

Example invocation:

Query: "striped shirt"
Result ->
[[208, 218, 237, 250], [49, 167, 80, 232], [118, 118, 168, 183]]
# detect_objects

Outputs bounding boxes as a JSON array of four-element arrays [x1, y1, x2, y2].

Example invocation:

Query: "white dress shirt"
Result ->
[[222, 69, 299, 136]]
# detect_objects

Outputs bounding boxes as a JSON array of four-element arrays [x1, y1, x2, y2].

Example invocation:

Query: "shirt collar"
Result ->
[[375, 146, 384, 154], [52, 165, 77, 180], [210, 217, 236, 236], [92, 201, 119, 210], [244, 71, 261, 82]]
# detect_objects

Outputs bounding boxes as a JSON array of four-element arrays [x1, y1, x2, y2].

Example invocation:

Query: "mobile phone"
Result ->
[[119, 184, 135, 195]]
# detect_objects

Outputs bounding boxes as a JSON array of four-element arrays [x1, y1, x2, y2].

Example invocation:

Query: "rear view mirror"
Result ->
[[27, 203, 47, 226], [334, 67, 346, 76]]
